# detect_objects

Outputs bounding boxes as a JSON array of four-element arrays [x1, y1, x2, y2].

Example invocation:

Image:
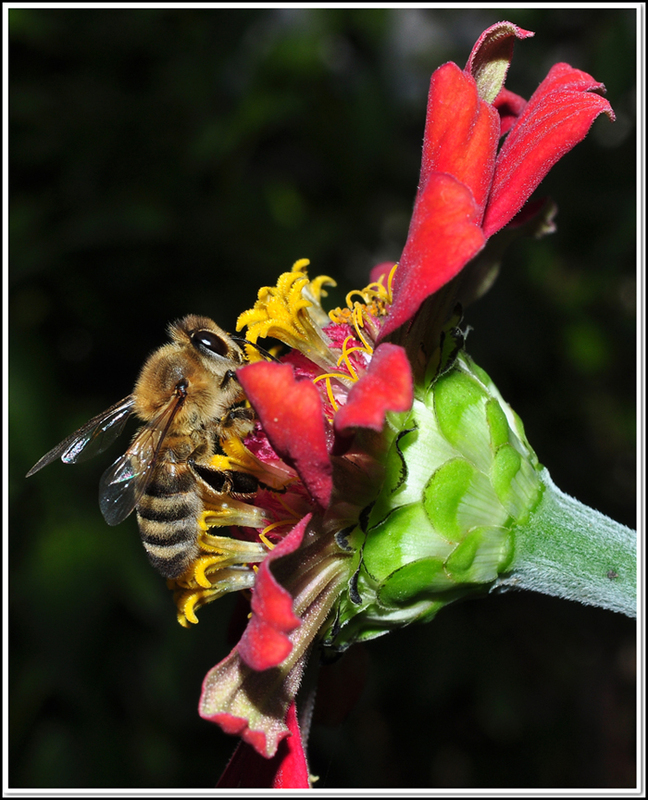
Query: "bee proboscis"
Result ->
[[27, 315, 260, 579]]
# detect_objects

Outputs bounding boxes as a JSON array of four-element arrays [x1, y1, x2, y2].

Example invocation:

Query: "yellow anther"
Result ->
[[179, 594, 200, 626], [309, 274, 335, 302], [337, 336, 360, 381], [345, 289, 370, 307], [261, 519, 295, 537], [259, 530, 276, 549], [292, 258, 311, 272], [236, 263, 339, 371], [325, 376, 339, 412], [351, 306, 373, 353], [387, 263, 398, 300]]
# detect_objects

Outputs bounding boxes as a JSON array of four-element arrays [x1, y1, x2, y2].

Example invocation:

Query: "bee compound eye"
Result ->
[[191, 329, 229, 356]]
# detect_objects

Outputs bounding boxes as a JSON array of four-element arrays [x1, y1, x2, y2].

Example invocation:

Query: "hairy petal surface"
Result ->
[[217, 701, 310, 788], [238, 361, 333, 507], [238, 517, 309, 671], [199, 642, 308, 759], [335, 343, 413, 434], [419, 62, 500, 217], [483, 62, 615, 238], [380, 173, 486, 340]]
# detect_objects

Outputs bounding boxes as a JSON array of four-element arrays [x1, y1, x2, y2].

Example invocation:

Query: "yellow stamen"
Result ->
[[337, 333, 376, 380], [312, 371, 354, 410], [261, 519, 294, 537], [236, 261, 339, 371], [351, 305, 373, 353], [258, 530, 276, 549], [171, 564, 260, 626], [199, 500, 269, 531], [387, 263, 398, 301], [325, 376, 339, 412], [213, 438, 296, 491]]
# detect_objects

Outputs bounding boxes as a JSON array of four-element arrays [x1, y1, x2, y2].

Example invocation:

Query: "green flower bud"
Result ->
[[324, 348, 544, 652]]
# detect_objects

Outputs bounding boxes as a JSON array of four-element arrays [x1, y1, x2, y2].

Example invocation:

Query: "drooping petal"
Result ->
[[200, 518, 348, 759], [379, 173, 487, 340], [238, 516, 309, 671], [238, 361, 333, 507], [482, 62, 615, 238], [419, 62, 500, 219], [335, 343, 413, 434], [217, 702, 310, 788], [465, 21, 534, 104], [199, 640, 308, 758]]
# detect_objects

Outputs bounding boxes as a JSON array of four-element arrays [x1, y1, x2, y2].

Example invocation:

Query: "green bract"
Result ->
[[324, 348, 544, 653]]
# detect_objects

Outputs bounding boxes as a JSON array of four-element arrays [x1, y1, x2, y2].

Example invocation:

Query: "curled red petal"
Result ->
[[419, 62, 499, 218], [238, 361, 333, 507], [380, 173, 487, 340], [238, 515, 309, 671], [334, 344, 413, 434], [217, 701, 310, 789], [482, 62, 615, 238], [465, 21, 534, 104]]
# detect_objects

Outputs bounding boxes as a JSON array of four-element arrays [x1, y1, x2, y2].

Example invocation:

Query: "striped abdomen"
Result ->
[[136, 464, 202, 579]]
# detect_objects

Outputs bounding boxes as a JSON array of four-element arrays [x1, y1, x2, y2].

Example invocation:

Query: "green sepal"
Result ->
[[322, 346, 543, 654]]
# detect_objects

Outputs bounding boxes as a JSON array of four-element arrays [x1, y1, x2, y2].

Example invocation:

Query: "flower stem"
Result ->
[[495, 468, 636, 617]]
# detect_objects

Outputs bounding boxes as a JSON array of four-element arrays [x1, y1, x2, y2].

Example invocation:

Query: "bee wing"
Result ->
[[98, 394, 183, 526], [98, 437, 157, 526], [26, 396, 136, 477]]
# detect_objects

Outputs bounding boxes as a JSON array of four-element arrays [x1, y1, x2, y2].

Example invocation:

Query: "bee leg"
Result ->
[[219, 369, 239, 390], [220, 404, 255, 437]]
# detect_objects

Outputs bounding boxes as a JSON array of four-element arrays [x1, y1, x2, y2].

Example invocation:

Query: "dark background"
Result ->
[[9, 7, 636, 789]]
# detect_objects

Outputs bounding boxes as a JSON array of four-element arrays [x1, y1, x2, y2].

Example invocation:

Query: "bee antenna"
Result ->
[[230, 336, 280, 363]]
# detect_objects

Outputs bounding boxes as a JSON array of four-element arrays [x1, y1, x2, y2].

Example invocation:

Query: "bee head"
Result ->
[[168, 315, 244, 365], [132, 317, 246, 425]]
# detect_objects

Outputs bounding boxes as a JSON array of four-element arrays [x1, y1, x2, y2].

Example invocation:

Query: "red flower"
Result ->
[[380, 21, 615, 340], [194, 21, 615, 788], [216, 701, 310, 789]]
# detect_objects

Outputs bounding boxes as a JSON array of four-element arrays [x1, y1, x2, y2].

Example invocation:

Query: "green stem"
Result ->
[[495, 468, 636, 617]]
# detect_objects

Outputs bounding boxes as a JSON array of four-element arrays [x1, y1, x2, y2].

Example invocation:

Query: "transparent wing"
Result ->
[[26, 396, 136, 477], [98, 394, 184, 526]]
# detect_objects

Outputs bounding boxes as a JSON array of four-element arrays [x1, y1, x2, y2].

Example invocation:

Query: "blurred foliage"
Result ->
[[9, 7, 636, 790]]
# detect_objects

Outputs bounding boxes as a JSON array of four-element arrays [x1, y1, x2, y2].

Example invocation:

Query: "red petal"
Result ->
[[493, 87, 527, 135], [238, 361, 333, 507], [483, 62, 615, 238], [419, 62, 499, 219], [380, 173, 486, 340], [334, 344, 413, 434], [199, 646, 300, 758], [238, 515, 310, 671], [217, 701, 310, 789], [270, 702, 310, 788]]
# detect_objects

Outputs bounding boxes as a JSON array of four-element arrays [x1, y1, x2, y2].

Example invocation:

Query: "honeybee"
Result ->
[[26, 315, 260, 579]]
